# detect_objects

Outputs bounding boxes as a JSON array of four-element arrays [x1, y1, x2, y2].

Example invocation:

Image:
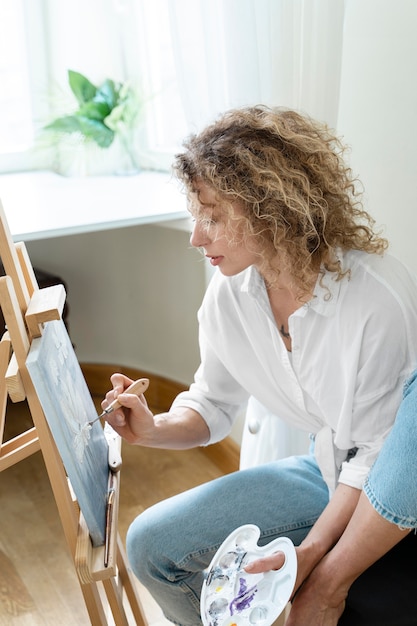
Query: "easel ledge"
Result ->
[[75, 468, 120, 585], [0, 199, 147, 625]]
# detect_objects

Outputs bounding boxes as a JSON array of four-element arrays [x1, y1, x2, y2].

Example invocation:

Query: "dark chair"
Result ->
[[339, 531, 417, 626], [0, 262, 69, 337]]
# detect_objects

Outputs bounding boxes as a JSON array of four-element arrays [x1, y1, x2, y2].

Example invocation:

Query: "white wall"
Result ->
[[337, 0, 417, 271], [27, 223, 205, 385]]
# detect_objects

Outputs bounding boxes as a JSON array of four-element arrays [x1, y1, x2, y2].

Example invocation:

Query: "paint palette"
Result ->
[[200, 524, 297, 626]]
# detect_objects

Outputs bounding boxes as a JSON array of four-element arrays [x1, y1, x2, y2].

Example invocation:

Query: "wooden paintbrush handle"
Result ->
[[108, 378, 149, 412]]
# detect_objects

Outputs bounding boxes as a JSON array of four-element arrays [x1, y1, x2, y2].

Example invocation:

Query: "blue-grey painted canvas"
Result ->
[[26, 319, 109, 546]]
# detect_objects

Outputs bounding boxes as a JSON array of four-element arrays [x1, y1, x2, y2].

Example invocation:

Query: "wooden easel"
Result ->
[[0, 199, 147, 626]]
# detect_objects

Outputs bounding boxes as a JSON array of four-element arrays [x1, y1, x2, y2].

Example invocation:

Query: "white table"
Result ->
[[0, 170, 188, 241]]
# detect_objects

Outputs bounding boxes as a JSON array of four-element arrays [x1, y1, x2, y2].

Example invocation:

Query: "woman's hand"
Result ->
[[102, 373, 210, 448], [102, 373, 155, 445], [244, 551, 286, 575], [244, 541, 329, 597], [244, 548, 346, 625], [285, 554, 347, 626]]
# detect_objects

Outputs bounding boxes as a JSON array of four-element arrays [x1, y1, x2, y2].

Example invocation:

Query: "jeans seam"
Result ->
[[177, 517, 317, 569], [364, 478, 417, 529], [259, 517, 318, 541], [163, 583, 202, 626]]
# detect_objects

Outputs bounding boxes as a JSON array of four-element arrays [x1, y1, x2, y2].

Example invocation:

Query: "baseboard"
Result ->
[[81, 362, 240, 475], [201, 436, 240, 476]]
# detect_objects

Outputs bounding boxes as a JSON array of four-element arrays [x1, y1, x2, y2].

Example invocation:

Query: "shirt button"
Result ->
[[248, 418, 260, 434]]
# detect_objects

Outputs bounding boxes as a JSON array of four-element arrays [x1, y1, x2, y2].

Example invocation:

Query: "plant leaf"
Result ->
[[44, 115, 83, 133], [68, 70, 97, 104], [76, 117, 115, 147], [44, 115, 115, 148], [95, 79, 120, 110], [77, 100, 111, 121]]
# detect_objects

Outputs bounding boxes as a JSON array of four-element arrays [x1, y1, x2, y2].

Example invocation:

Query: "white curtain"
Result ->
[[40, 0, 345, 165], [167, 0, 345, 133]]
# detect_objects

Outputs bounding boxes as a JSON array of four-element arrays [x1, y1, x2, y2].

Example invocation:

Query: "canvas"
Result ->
[[26, 318, 109, 546]]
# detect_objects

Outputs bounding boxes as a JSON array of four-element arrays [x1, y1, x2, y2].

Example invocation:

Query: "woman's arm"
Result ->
[[246, 485, 409, 626], [285, 491, 410, 626]]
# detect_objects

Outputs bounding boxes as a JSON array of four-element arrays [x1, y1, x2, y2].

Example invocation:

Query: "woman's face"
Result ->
[[189, 181, 259, 276]]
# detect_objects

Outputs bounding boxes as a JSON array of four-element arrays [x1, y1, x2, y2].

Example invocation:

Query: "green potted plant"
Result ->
[[45, 70, 143, 175]]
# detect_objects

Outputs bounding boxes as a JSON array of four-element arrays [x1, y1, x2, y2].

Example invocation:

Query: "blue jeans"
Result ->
[[364, 368, 417, 528], [126, 453, 329, 626]]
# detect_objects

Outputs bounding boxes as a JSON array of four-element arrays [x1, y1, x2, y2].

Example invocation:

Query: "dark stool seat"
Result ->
[[339, 530, 417, 626]]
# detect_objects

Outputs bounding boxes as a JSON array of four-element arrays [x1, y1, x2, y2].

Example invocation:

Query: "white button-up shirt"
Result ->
[[172, 250, 417, 491]]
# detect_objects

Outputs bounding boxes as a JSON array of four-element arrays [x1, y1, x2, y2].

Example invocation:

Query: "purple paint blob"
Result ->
[[229, 577, 257, 615]]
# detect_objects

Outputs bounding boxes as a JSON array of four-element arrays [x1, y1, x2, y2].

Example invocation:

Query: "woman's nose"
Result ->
[[190, 220, 209, 248]]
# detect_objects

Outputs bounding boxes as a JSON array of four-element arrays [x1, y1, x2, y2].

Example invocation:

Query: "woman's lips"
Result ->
[[208, 255, 223, 266]]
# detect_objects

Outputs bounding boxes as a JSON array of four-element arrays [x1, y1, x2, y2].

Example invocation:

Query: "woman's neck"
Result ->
[[263, 265, 317, 351]]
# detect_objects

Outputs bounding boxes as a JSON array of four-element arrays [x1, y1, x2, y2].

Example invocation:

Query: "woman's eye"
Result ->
[[194, 214, 215, 227], [189, 211, 221, 229]]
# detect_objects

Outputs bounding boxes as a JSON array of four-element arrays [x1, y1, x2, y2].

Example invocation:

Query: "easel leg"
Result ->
[[117, 535, 148, 626], [102, 576, 130, 626], [79, 580, 109, 626]]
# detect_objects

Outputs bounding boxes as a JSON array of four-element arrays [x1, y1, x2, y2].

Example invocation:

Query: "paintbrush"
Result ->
[[88, 378, 149, 426]]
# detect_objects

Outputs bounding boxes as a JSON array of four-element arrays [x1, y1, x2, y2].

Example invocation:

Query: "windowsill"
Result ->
[[0, 170, 188, 242]]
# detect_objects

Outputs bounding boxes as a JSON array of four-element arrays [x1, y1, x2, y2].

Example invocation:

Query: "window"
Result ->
[[0, 0, 32, 151], [0, 0, 189, 173], [0, 1, 344, 175], [133, 0, 282, 170], [0, 0, 49, 172], [128, 0, 189, 170]]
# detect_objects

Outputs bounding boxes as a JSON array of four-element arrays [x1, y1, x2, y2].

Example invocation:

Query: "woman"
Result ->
[[104, 106, 417, 625]]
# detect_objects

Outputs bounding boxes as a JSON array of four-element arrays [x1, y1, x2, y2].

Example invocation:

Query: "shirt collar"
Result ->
[[241, 261, 343, 318], [241, 265, 263, 295], [310, 269, 342, 317]]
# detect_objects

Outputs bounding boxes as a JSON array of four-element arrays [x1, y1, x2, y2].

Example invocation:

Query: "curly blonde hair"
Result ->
[[173, 105, 387, 293]]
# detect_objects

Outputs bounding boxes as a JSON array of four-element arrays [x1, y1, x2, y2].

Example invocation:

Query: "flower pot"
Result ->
[[54, 133, 140, 177]]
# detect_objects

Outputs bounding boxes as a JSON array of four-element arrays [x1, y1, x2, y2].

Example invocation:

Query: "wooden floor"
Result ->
[[0, 395, 226, 626]]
